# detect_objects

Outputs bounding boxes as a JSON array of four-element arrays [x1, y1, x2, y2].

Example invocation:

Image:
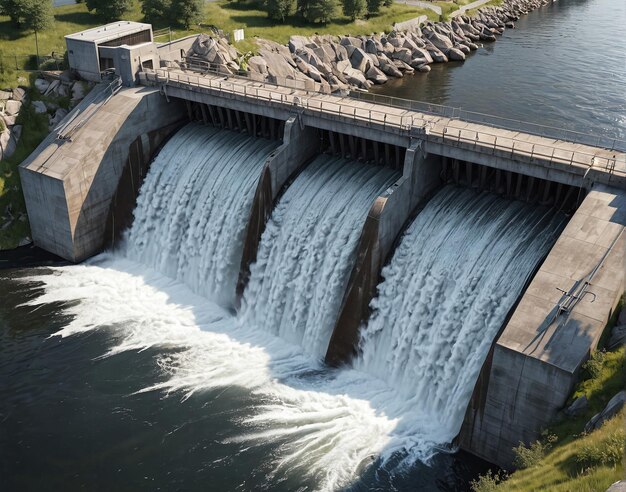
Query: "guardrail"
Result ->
[[349, 91, 626, 153], [140, 68, 625, 181], [57, 75, 122, 141], [168, 59, 626, 153]]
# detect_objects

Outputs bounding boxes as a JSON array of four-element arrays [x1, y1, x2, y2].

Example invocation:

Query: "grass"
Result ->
[[0, 77, 51, 249]]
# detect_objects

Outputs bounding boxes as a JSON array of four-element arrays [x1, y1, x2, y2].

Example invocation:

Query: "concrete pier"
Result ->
[[459, 184, 626, 468], [19, 85, 185, 262], [236, 117, 319, 299], [326, 140, 441, 364]]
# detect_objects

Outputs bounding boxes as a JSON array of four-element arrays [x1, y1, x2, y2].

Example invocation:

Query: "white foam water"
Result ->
[[240, 155, 398, 358], [354, 186, 566, 447], [20, 127, 566, 490], [125, 123, 277, 307]]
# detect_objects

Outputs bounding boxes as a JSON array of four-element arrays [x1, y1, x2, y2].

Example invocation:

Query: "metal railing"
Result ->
[[350, 91, 626, 152], [57, 75, 122, 141], [140, 67, 625, 181]]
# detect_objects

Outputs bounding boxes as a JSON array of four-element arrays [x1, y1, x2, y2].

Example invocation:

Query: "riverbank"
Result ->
[[182, 0, 553, 94]]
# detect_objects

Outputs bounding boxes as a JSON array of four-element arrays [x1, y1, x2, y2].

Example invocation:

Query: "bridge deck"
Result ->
[[141, 68, 626, 187]]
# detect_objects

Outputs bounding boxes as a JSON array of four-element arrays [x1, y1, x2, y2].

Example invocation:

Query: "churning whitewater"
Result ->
[[354, 187, 567, 448], [241, 155, 398, 358], [125, 123, 277, 306], [20, 127, 567, 490]]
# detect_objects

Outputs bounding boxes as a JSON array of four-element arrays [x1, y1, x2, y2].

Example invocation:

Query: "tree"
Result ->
[[366, 0, 381, 14], [341, 0, 365, 20], [265, 0, 294, 22], [141, 0, 172, 22], [85, 0, 133, 21], [24, 0, 54, 63], [170, 0, 204, 28], [298, 0, 335, 23]]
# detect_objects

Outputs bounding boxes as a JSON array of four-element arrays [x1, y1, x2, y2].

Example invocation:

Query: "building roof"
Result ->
[[65, 21, 152, 44]]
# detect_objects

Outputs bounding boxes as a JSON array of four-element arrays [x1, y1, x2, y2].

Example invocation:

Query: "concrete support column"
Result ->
[[236, 117, 319, 300], [325, 139, 442, 365], [459, 185, 626, 468]]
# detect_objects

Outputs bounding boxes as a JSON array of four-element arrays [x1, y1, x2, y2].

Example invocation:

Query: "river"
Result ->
[[1, 0, 623, 491], [373, 0, 626, 142]]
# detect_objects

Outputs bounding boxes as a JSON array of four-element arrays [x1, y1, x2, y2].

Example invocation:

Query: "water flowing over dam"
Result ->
[[354, 187, 567, 447], [125, 124, 278, 306], [12, 126, 595, 489], [241, 156, 398, 358]]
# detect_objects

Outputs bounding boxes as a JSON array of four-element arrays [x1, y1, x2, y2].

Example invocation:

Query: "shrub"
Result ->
[[513, 434, 557, 469], [265, 0, 295, 21], [583, 350, 607, 379], [470, 469, 508, 492], [575, 429, 625, 471]]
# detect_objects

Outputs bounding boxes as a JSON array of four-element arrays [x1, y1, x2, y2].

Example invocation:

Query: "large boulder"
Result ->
[[608, 324, 626, 349], [12, 87, 26, 102], [424, 29, 454, 51], [44, 79, 60, 96], [564, 395, 588, 416], [247, 56, 268, 74], [288, 35, 310, 53], [71, 82, 85, 101], [34, 78, 50, 93], [391, 47, 413, 64], [342, 67, 368, 88], [0, 124, 21, 160], [32, 100, 47, 114], [49, 108, 69, 130], [340, 36, 363, 49], [447, 47, 466, 61], [378, 56, 402, 77], [188, 34, 217, 57], [4, 99, 22, 116], [584, 390, 626, 432], [350, 47, 371, 74], [365, 66, 387, 84], [0, 90, 10, 100]]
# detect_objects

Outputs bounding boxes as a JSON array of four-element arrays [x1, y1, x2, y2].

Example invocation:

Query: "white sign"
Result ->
[[233, 29, 245, 42]]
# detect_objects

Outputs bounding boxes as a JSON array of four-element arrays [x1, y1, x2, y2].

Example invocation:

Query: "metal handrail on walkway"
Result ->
[[350, 91, 626, 153], [141, 68, 625, 180]]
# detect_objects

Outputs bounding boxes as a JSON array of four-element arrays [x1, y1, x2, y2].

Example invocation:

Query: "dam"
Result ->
[[15, 21, 626, 478]]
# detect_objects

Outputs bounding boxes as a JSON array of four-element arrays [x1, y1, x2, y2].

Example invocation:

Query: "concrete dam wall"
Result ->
[[18, 80, 625, 470]]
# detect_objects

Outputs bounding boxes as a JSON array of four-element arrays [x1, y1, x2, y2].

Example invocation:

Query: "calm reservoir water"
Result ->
[[1, 0, 622, 491], [373, 0, 626, 141]]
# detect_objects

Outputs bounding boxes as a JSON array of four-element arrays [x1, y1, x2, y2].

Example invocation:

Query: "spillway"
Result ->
[[125, 123, 277, 306], [240, 156, 399, 358], [353, 186, 567, 448]]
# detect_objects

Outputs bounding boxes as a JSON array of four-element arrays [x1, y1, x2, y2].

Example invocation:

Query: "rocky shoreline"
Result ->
[[183, 0, 552, 93]]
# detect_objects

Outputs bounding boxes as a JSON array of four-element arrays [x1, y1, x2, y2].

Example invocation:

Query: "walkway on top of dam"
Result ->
[[140, 67, 626, 189]]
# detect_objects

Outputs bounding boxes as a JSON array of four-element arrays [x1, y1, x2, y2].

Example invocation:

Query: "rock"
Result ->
[[44, 79, 60, 96], [447, 47, 466, 61], [45, 101, 59, 111], [56, 83, 70, 98], [0, 124, 21, 160], [618, 307, 626, 325], [18, 237, 32, 247], [608, 324, 626, 349], [2, 114, 16, 127], [429, 49, 448, 63], [365, 66, 388, 84], [0, 90, 10, 100], [49, 108, 69, 130], [32, 100, 47, 114], [342, 67, 368, 88], [34, 78, 50, 93], [606, 480, 626, 492], [391, 47, 413, 64], [4, 99, 22, 116], [247, 56, 268, 74], [71, 82, 85, 101], [413, 47, 434, 64], [340, 36, 363, 49], [188, 33, 217, 57], [424, 29, 454, 51], [364, 38, 378, 54], [288, 35, 310, 53], [350, 47, 371, 73], [410, 57, 429, 69], [458, 44, 471, 55], [417, 64, 431, 73], [564, 395, 588, 416], [12, 87, 26, 102], [378, 56, 403, 77], [584, 390, 626, 433]]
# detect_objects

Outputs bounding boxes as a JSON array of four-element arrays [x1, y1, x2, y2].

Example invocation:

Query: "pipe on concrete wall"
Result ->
[[325, 139, 442, 366]]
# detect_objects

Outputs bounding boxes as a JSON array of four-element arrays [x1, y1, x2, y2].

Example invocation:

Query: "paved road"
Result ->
[[396, 0, 442, 15]]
